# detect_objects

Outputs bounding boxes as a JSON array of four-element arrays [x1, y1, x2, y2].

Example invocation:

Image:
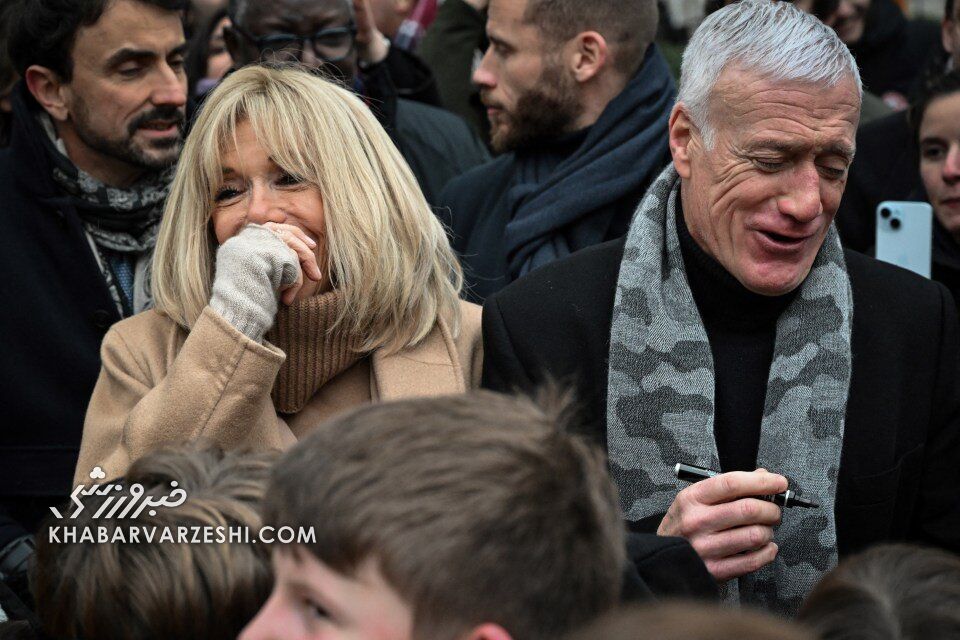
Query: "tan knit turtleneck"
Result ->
[[265, 289, 365, 414]]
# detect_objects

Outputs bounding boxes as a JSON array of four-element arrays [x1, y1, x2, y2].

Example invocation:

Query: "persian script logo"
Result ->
[[49, 466, 187, 520]]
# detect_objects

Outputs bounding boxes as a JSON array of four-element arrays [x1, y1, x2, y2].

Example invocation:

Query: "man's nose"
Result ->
[[246, 184, 287, 225], [151, 62, 187, 108], [943, 144, 960, 184], [472, 48, 496, 88], [777, 165, 823, 222], [299, 45, 320, 70]]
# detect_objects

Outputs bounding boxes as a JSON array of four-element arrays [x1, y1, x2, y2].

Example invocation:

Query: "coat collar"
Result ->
[[370, 316, 465, 400]]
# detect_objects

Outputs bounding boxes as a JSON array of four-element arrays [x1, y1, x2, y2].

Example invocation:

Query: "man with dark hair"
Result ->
[[835, 0, 960, 251], [0, 0, 187, 601], [240, 390, 710, 640], [224, 0, 489, 205], [436, 0, 674, 303]]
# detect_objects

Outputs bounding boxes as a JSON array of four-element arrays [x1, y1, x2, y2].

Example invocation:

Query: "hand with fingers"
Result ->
[[209, 223, 323, 342], [353, 0, 390, 65], [657, 469, 788, 582], [261, 221, 324, 306]]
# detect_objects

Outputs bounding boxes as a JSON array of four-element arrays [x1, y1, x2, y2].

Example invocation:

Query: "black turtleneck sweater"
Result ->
[[676, 207, 798, 472]]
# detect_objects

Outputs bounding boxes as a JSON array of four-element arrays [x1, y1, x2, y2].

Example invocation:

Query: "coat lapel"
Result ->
[[370, 318, 465, 400]]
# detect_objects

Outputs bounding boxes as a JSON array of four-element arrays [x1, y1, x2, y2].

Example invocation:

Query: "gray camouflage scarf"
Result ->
[[606, 165, 852, 614]]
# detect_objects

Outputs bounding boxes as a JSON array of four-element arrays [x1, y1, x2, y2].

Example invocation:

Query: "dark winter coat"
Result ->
[[482, 238, 960, 558], [0, 86, 125, 540]]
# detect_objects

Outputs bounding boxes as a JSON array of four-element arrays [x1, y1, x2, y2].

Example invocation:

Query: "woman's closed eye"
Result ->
[[213, 186, 242, 202]]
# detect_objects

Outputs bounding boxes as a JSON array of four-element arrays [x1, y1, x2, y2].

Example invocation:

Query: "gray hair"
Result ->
[[678, 0, 862, 147]]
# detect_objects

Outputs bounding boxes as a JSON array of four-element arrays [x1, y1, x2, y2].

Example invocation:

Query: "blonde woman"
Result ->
[[75, 65, 481, 484]]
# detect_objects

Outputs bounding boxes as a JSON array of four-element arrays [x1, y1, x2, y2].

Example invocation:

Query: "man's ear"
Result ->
[[459, 623, 514, 640], [669, 102, 699, 179], [943, 17, 958, 56], [24, 65, 69, 122], [569, 31, 609, 83]]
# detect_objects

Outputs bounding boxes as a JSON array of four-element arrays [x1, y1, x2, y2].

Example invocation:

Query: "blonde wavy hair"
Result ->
[[152, 64, 463, 353]]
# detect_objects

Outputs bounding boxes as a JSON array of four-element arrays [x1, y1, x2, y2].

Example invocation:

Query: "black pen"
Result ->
[[673, 463, 819, 509]]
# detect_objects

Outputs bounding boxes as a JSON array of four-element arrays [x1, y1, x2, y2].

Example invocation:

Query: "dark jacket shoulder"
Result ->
[[487, 236, 624, 322], [845, 247, 951, 323], [482, 239, 625, 441], [392, 98, 489, 204], [438, 153, 516, 237]]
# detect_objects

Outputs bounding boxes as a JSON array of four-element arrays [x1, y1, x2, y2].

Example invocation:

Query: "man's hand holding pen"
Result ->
[[657, 469, 788, 582]]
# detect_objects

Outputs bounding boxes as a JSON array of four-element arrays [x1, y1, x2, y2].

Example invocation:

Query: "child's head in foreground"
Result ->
[[565, 601, 816, 640], [796, 543, 960, 639], [33, 445, 276, 640], [241, 389, 627, 640]]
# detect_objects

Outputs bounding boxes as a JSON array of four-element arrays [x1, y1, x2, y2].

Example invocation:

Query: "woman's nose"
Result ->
[[943, 144, 960, 184], [245, 184, 287, 225]]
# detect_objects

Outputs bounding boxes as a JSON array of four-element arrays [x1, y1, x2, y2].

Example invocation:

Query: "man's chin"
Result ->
[[738, 263, 811, 297], [132, 140, 183, 170], [489, 125, 516, 154]]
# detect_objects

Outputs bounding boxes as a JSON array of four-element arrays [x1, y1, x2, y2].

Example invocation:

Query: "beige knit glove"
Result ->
[[210, 224, 300, 342]]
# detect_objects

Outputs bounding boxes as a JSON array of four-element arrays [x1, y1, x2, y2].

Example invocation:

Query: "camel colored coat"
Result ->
[[75, 301, 482, 485]]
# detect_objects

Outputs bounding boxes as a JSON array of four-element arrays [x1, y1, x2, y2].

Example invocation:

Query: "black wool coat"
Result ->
[[482, 238, 960, 559], [0, 87, 123, 530]]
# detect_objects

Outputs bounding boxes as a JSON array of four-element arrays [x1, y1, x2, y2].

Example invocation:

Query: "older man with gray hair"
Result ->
[[482, 0, 960, 613]]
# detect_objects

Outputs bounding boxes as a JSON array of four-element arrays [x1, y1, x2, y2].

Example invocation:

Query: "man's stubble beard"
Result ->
[[489, 60, 583, 154], [71, 97, 184, 173]]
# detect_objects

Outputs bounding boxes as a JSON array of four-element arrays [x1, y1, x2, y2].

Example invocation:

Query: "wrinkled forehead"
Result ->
[[710, 65, 861, 131]]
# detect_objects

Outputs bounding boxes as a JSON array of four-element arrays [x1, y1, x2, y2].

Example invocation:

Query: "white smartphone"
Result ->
[[874, 201, 933, 278]]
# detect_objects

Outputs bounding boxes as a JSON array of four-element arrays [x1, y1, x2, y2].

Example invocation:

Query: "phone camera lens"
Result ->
[[880, 208, 891, 219], [890, 218, 902, 230]]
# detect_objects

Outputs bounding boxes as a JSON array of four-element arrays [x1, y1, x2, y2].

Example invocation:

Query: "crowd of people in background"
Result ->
[[0, 0, 959, 638]]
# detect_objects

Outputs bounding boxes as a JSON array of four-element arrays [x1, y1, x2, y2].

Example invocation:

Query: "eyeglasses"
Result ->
[[233, 23, 358, 63]]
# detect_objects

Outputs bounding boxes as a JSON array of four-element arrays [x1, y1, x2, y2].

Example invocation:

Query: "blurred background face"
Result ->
[[944, 3, 960, 69], [0, 75, 14, 114], [473, 0, 582, 152], [821, 0, 871, 45], [230, 0, 358, 84], [206, 15, 233, 80], [919, 92, 960, 239], [188, 0, 228, 34], [678, 69, 859, 295]]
